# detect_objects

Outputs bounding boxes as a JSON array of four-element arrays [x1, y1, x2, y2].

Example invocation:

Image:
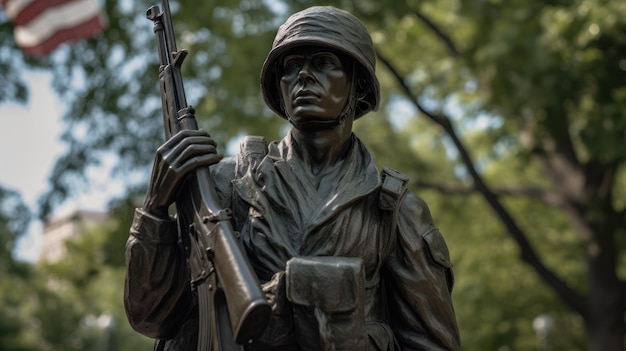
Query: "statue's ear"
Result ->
[[353, 73, 372, 116], [356, 77, 369, 100]]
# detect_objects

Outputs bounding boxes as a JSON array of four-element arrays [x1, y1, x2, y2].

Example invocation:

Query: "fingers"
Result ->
[[158, 130, 218, 168], [144, 129, 221, 215], [177, 152, 224, 175], [158, 129, 215, 154], [167, 136, 221, 171]]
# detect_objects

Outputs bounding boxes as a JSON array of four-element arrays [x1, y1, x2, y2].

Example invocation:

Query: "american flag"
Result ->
[[1, 0, 107, 56]]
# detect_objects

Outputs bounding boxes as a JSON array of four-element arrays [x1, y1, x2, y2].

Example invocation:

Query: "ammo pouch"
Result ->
[[285, 256, 367, 351]]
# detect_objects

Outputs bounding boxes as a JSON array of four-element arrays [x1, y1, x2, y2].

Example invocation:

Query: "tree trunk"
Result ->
[[586, 308, 625, 351], [586, 243, 626, 351], [583, 165, 626, 351]]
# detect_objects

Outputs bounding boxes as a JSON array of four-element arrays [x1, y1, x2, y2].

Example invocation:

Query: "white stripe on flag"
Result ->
[[13, 0, 102, 48], [4, 0, 35, 19]]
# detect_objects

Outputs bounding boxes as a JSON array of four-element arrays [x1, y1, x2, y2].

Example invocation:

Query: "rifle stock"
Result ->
[[146, 2, 271, 349]]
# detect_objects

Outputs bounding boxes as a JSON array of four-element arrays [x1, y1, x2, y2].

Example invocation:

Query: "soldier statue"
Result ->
[[124, 5, 461, 351]]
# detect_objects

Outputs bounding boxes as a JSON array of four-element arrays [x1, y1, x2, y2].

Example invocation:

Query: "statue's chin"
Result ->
[[289, 117, 342, 131]]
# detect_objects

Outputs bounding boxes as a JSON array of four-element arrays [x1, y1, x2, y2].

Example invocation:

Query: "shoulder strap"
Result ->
[[231, 136, 268, 230], [379, 166, 408, 212], [378, 166, 409, 259], [235, 135, 268, 178]]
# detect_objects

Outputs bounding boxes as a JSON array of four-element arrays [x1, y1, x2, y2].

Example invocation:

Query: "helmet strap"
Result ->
[[334, 64, 357, 126]]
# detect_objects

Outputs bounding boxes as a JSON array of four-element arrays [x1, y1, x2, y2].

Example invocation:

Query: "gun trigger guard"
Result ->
[[203, 209, 233, 223]]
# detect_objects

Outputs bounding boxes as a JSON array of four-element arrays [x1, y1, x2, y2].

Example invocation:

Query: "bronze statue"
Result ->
[[124, 5, 461, 351]]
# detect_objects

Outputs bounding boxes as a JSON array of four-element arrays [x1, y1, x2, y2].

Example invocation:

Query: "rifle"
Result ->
[[146, 1, 271, 349]]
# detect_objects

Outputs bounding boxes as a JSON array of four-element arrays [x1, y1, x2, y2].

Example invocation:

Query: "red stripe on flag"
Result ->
[[20, 14, 105, 56], [10, 0, 78, 26]]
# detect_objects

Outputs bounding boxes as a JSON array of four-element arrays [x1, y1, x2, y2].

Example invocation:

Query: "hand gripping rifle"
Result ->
[[146, 2, 271, 349]]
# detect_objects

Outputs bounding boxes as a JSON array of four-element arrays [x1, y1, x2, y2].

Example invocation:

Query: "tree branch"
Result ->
[[411, 9, 460, 57], [377, 50, 588, 315], [415, 180, 566, 207]]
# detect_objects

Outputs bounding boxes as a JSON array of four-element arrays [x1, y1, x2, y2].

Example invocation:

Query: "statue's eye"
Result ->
[[282, 56, 303, 74], [313, 53, 341, 69], [315, 56, 335, 68], [281, 52, 342, 76]]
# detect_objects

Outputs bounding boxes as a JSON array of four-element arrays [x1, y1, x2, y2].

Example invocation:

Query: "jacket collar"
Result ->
[[239, 131, 379, 228]]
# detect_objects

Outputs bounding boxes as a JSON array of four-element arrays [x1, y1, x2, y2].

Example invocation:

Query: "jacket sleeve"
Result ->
[[385, 192, 461, 350], [124, 208, 193, 339], [123, 158, 237, 340]]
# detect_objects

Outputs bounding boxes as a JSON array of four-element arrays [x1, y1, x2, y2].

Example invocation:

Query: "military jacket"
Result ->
[[124, 132, 460, 350]]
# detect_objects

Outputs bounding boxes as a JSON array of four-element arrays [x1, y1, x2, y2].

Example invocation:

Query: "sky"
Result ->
[[0, 72, 117, 262]]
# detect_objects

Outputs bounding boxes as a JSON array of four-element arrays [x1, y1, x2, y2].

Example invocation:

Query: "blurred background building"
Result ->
[[39, 210, 108, 263]]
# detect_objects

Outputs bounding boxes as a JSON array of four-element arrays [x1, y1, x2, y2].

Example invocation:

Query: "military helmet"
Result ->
[[260, 6, 380, 120]]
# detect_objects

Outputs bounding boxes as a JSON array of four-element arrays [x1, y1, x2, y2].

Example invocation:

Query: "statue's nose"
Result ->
[[298, 61, 315, 83]]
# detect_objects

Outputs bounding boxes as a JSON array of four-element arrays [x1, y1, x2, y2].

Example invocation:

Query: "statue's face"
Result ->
[[279, 47, 351, 129]]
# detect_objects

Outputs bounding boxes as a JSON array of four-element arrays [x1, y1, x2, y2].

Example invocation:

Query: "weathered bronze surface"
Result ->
[[124, 4, 461, 350]]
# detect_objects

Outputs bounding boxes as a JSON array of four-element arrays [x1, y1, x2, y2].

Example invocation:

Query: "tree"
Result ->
[[1, 0, 624, 349], [0, 187, 38, 351], [37, 216, 155, 351], [0, 185, 153, 350], [355, 0, 626, 349]]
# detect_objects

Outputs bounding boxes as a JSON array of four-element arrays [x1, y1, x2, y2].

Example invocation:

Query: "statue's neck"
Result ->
[[291, 121, 353, 175]]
